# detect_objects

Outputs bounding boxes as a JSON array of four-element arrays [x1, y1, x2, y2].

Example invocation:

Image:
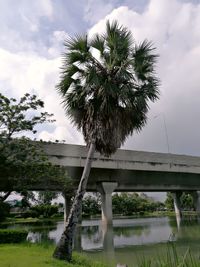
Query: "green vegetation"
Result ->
[[0, 93, 72, 207], [2, 217, 62, 225], [0, 201, 10, 222], [82, 195, 101, 217], [0, 243, 199, 267], [37, 191, 59, 205], [82, 193, 164, 218], [165, 192, 195, 211], [23, 204, 59, 218], [0, 244, 108, 267], [137, 244, 200, 267], [0, 229, 27, 243], [113, 193, 164, 216]]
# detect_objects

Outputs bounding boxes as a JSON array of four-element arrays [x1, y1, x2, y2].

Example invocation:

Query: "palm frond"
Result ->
[[57, 20, 160, 156], [90, 34, 104, 56], [64, 35, 88, 53], [133, 40, 158, 80]]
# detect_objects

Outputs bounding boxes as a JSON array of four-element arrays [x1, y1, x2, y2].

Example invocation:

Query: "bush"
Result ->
[[82, 195, 101, 216], [30, 204, 58, 218], [22, 205, 58, 218], [0, 229, 27, 243], [22, 209, 38, 218], [0, 201, 10, 222]]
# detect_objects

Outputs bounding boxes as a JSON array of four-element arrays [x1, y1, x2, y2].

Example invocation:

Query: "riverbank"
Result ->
[[2, 210, 197, 225], [0, 243, 108, 267], [1, 216, 63, 226]]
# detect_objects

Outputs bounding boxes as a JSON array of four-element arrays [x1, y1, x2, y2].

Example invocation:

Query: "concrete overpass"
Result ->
[[44, 143, 200, 192], [43, 143, 200, 224]]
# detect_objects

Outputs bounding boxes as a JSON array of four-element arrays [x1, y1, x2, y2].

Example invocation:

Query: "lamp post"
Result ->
[[154, 113, 170, 154]]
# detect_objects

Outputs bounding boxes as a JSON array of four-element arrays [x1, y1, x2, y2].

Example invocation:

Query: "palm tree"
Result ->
[[53, 21, 160, 261]]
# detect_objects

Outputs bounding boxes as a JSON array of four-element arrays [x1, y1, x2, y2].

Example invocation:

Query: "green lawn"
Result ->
[[0, 243, 108, 267]]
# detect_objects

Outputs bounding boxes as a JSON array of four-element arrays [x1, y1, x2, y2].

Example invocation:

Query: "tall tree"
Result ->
[[53, 21, 160, 261], [0, 93, 71, 202]]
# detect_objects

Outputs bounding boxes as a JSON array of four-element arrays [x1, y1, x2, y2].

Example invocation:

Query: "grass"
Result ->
[[137, 244, 200, 267], [0, 243, 108, 267], [0, 243, 200, 267], [1, 216, 63, 226]]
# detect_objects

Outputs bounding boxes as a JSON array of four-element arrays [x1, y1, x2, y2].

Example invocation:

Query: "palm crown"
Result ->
[[58, 21, 159, 156]]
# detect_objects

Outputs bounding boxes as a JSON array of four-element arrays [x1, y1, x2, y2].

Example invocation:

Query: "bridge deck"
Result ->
[[42, 143, 200, 192]]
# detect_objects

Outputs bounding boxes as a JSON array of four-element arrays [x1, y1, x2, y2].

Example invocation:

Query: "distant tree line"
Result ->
[[82, 192, 165, 217]]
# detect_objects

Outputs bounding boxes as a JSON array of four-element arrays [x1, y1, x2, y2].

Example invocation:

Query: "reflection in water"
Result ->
[[5, 217, 176, 249], [5, 217, 200, 266]]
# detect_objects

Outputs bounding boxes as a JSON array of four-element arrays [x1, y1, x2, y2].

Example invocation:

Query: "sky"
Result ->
[[1, 0, 200, 201]]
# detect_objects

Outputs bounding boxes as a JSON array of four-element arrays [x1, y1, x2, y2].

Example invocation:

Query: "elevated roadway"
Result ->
[[43, 143, 200, 192]]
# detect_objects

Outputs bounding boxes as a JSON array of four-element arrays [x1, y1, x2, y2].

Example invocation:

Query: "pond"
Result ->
[[5, 216, 200, 266]]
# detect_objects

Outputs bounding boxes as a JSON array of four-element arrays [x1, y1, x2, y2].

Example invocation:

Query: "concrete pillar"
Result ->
[[102, 224, 114, 251], [172, 191, 182, 228], [102, 224, 115, 262], [97, 182, 118, 225]]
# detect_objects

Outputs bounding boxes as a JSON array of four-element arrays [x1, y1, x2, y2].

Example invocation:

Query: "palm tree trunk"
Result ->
[[53, 142, 95, 261]]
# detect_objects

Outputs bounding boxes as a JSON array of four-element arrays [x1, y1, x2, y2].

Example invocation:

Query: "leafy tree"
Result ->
[[37, 191, 58, 205], [165, 192, 194, 212], [180, 192, 194, 211], [53, 21, 159, 261], [30, 204, 58, 218], [165, 192, 174, 211], [82, 194, 101, 216], [112, 193, 163, 215], [0, 93, 72, 205]]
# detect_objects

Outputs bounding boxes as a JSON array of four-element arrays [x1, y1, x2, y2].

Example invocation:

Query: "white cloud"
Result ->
[[84, 0, 114, 24], [0, 0, 54, 54], [48, 30, 68, 57], [0, 46, 83, 145], [38, 0, 53, 18], [1, 0, 200, 157], [88, 0, 200, 156]]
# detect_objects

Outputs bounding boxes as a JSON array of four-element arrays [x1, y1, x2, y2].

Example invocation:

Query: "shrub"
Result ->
[[22, 209, 38, 218], [0, 201, 10, 222], [82, 195, 101, 216], [0, 229, 27, 243], [31, 204, 58, 218]]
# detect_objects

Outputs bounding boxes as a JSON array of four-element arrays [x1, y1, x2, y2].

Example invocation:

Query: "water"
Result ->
[[6, 217, 200, 266]]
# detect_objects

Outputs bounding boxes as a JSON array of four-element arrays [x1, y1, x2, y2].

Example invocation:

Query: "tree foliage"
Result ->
[[0, 93, 72, 203], [82, 194, 101, 216], [82, 193, 164, 217], [58, 21, 159, 156], [112, 193, 164, 215], [165, 192, 194, 211], [37, 191, 58, 205]]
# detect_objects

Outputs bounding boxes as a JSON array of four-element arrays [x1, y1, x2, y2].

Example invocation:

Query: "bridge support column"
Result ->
[[172, 191, 182, 218], [97, 182, 118, 225], [192, 191, 200, 214]]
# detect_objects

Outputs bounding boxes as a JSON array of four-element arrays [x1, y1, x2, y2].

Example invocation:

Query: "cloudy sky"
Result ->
[[1, 0, 200, 157], [2, 0, 200, 201]]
